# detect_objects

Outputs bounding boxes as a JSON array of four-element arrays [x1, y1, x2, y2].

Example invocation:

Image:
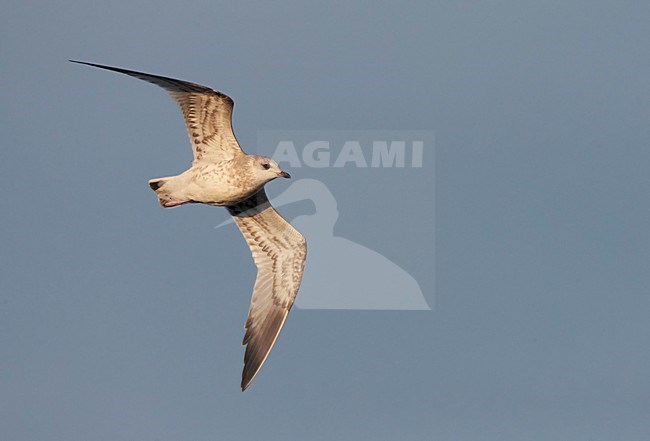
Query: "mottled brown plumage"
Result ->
[[228, 189, 307, 390], [72, 60, 306, 391]]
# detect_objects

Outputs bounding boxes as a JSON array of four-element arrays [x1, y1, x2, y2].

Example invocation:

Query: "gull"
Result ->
[[71, 60, 307, 391]]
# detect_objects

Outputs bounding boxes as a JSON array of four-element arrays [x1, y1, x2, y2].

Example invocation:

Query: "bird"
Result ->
[[70, 60, 307, 391]]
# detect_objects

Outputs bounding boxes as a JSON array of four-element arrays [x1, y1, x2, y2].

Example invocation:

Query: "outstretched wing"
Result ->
[[227, 189, 307, 391], [71, 60, 243, 164]]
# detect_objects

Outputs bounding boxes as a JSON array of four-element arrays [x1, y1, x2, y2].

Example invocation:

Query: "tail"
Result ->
[[148, 178, 168, 191], [148, 177, 188, 208]]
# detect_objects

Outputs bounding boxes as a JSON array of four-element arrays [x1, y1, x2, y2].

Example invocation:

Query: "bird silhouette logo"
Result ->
[[218, 178, 430, 310]]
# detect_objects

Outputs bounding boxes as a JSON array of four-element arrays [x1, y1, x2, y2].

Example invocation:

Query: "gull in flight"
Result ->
[[71, 60, 307, 391]]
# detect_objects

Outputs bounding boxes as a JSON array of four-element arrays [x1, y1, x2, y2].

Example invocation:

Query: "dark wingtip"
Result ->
[[241, 368, 254, 391], [68, 60, 122, 72]]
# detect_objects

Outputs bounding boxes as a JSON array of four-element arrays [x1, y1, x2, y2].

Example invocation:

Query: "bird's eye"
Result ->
[[262, 163, 271, 170]]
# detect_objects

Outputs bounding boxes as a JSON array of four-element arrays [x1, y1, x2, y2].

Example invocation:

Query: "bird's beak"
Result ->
[[278, 171, 291, 179]]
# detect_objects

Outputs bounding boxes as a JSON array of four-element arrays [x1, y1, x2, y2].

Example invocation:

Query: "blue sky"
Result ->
[[1, 1, 649, 440]]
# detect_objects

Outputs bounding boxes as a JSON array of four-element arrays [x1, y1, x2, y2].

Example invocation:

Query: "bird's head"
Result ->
[[250, 155, 291, 183]]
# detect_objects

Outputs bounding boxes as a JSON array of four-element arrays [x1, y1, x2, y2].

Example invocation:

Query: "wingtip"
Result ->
[[69, 60, 97, 69], [241, 363, 261, 392], [241, 379, 251, 392]]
